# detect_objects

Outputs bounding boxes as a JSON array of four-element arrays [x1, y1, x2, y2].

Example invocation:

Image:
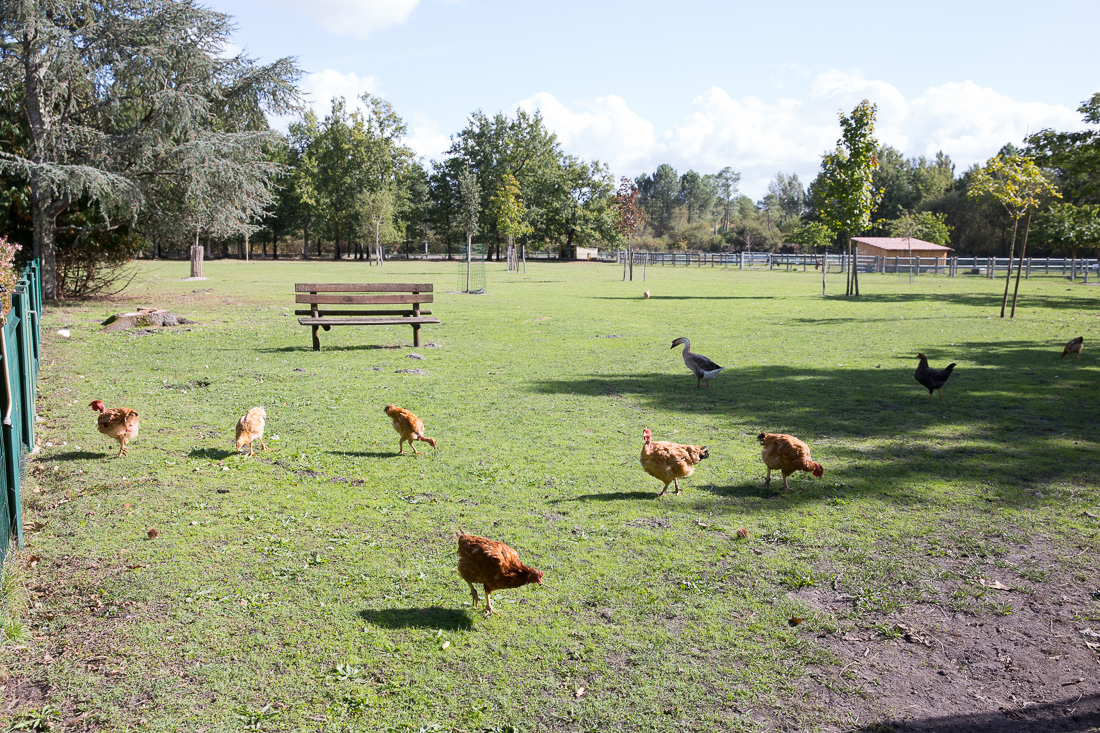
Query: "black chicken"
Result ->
[[915, 353, 956, 401]]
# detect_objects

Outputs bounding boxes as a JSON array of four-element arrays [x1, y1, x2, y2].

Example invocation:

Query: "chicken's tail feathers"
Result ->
[[943, 363, 957, 375], [812, 462, 825, 478]]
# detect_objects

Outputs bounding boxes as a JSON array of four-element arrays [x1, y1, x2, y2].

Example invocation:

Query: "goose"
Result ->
[[671, 337, 725, 388]]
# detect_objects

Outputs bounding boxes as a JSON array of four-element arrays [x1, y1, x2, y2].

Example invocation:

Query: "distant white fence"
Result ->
[[611, 250, 1100, 281]]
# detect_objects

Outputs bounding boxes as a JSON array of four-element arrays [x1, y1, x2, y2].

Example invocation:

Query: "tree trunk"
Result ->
[[1000, 217, 1021, 318], [31, 195, 60, 299], [1009, 213, 1033, 318], [466, 234, 472, 293]]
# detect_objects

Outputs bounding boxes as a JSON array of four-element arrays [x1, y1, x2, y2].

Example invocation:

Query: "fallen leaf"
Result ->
[[979, 578, 1012, 591], [146, 528, 159, 539], [695, 520, 708, 528], [440, 640, 450, 650], [575, 686, 586, 698], [736, 527, 749, 539], [788, 616, 803, 627]]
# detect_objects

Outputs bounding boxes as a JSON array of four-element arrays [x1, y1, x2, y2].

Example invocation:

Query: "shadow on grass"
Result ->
[[258, 344, 408, 354], [529, 349, 1100, 505], [594, 294, 778, 301], [188, 448, 238, 460], [699, 482, 772, 500], [44, 450, 110, 461], [359, 606, 472, 631], [327, 450, 404, 459], [850, 692, 1100, 732], [553, 490, 659, 503]]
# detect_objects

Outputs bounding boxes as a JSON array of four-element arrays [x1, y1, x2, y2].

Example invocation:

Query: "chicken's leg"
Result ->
[[258, 437, 269, 452], [467, 581, 479, 609], [484, 588, 495, 616], [658, 482, 670, 496], [782, 472, 791, 491], [764, 468, 771, 489], [397, 438, 406, 455], [674, 478, 682, 495]]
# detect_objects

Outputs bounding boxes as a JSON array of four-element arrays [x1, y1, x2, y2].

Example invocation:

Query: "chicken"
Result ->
[[643, 289, 650, 299], [914, 353, 956, 400], [1061, 336, 1084, 359], [89, 400, 140, 457], [671, 337, 725, 388], [235, 406, 268, 457], [639, 427, 708, 496], [384, 404, 437, 455], [456, 531, 543, 616], [758, 432, 824, 491]]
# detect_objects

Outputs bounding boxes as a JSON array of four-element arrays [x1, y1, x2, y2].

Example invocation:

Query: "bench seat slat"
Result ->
[[296, 293, 433, 305], [298, 316, 441, 326], [295, 283, 433, 293], [294, 309, 432, 317]]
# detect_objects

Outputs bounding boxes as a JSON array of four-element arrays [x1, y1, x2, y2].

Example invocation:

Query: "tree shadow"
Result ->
[[358, 606, 472, 631], [528, 347, 1100, 506], [854, 289, 1098, 312], [594, 295, 778, 301], [551, 490, 659, 503], [187, 448, 238, 460], [43, 450, 109, 461], [850, 693, 1100, 732]]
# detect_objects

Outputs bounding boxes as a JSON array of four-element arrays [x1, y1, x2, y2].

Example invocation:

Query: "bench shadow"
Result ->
[[258, 344, 407, 354], [358, 606, 472, 631], [43, 450, 109, 461], [187, 448, 238, 460]]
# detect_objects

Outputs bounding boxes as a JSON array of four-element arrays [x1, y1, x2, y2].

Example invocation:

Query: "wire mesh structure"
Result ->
[[459, 241, 487, 294]]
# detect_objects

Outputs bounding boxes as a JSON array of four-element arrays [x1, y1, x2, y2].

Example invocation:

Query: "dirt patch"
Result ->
[[626, 517, 671, 529], [787, 544, 1100, 732]]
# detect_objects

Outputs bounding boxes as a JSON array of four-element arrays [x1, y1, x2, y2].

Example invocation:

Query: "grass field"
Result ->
[[5, 259, 1100, 732]]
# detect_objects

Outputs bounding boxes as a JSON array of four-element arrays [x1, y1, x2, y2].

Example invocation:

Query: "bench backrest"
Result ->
[[295, 283, 433, 308]]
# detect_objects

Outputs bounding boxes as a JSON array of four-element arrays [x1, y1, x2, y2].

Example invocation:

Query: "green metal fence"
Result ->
[[0, 261, 42, 569]]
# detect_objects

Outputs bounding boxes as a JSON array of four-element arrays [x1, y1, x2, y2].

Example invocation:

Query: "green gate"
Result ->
[[0, 261, 42, 568]]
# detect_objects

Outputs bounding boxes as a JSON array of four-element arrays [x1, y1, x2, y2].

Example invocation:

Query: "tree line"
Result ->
[[1, 1, 1097, 299]]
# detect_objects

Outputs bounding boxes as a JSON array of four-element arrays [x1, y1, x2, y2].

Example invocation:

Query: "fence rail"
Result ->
[[1, 261, 42, 570], [610, 250, 1100, 279]]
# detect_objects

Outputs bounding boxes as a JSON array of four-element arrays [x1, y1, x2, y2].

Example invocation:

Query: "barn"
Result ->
[[852, 237, 954, 266]]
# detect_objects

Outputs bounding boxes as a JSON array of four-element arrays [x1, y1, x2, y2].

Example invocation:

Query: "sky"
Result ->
[[208, 0, 1099, 200]]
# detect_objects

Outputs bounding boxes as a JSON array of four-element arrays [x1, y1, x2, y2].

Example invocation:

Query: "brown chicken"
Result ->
[[639, 427, 709, 496], [1061, 336, 1084, 359], [384, 404, 436, 454], [235, 406, 268, 457], [758, 432, 824, 491], [456, 531, 543, 616], [89, 400, 140, 457]]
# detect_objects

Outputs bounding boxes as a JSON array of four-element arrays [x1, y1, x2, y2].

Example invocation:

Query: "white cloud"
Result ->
[[515, 92, 655, 174], [517, 73, 1085, 200], [268, 69, 379, 133], [266, 0, 419, 39]]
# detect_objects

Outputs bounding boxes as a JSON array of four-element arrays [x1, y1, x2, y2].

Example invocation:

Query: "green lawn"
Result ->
[[6, 259, 1100, 732]]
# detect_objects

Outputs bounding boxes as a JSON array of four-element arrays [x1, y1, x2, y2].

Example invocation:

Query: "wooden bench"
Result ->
[[295, 283, 440, 351]]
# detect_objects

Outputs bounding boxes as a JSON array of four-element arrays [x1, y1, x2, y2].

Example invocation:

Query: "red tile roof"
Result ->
[[853, 237, 953, 252]]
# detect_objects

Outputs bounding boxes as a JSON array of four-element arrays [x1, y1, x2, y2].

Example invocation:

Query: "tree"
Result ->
[[761, 172, 806, 228], [678, 170, 715, 225], [456, 165, 480, 293], [814, 100, 882, 297], [636, 164, 680, 236], [612, 177, 646, 281], [359, 187, 397, 265], [968, 154, 1060, 317], [715, 167, 741, 233], [1026, 93, 1100, 205], [490, 173, 531, 271], [0, 0, 301, 298], [1031, 202, 1100, 279], [886, 210, 952, 246], [785, 221, 835, 251]]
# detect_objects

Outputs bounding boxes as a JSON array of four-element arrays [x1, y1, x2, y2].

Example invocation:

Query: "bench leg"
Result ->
[[312, 324, 320, 351], [413, 323, 421, 348]]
